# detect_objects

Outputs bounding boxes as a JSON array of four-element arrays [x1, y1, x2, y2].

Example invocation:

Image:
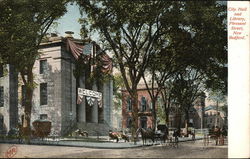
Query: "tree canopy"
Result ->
[[0, 0, 68, 138], [77, 0, 227, 137]]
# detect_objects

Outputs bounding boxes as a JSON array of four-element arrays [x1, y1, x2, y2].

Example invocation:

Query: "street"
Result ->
[[0, 140, 227, 158]]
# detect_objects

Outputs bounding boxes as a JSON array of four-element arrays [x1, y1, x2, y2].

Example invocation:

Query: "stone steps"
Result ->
[[76, 122, 114, 136]]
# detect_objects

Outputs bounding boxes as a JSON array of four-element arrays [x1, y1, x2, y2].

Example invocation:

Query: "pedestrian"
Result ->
[[214, 126, 220, 145], [203, 134, 209, 147], [173, 129, 179, 147]]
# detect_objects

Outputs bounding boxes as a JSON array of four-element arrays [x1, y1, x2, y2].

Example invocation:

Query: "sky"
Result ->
[[52, 3, 82, 39]]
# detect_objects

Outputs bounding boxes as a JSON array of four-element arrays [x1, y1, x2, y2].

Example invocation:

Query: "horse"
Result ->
[[108, 130, 120, 142], [108, 130, 129, 143], [120, 133, 129, 142], [136, 128, 155, 145]]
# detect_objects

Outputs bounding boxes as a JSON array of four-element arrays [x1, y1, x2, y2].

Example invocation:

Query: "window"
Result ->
[[0, 65, 3, 77], [0, 115, 3, 131], [140, 116, 147, 129], [141, 96, 147, 112], [40, 60, 47, 74], [149, 102, 153, 110], [21, 85, 26, 106], [40, 114, 48, 120], [40, 83, 47, 105], [0, 86, 3, 107], [127, 117, 132, 128], [127, 97, 132, 111]]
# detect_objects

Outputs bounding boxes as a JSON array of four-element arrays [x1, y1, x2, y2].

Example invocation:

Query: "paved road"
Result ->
[[0, 140, 227, 158]]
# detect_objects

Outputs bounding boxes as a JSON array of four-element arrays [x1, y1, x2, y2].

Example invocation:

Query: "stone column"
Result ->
[[91, 83, 98, 123], [103, 80, 112, 126], [103, 82, 108, 124], [78, 76, 86, 122]]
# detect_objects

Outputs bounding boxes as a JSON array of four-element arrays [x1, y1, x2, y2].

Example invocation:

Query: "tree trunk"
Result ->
[[184, 110, 189, 137], [130, 89, 138, 143], [164, 95, 171, 126], [22, 68, 34, 142], [177, 108, 182, 130], [151, 98, 157, 131]]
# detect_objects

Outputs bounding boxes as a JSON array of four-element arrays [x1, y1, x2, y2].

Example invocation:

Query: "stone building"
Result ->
[[0, 33, 113, 136], [0, 65, 18, 135]]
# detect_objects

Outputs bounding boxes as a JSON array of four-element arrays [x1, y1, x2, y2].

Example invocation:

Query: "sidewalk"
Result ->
[[0, 136, 203, 149]]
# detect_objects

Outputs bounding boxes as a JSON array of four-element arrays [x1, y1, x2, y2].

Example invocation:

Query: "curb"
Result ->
[[0, 137, 203, 149]]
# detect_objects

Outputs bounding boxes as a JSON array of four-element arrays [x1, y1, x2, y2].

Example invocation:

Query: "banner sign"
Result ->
[[77, 88, 102, 107]]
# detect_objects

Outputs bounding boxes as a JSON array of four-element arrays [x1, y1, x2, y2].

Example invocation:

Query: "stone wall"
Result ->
[[17, 45, 65, 136], [60, 48, 77, 135], [0, 65, 18, 133]]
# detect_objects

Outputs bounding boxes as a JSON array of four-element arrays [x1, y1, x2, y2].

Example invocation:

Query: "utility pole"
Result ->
[[215, 100, 219, 127]]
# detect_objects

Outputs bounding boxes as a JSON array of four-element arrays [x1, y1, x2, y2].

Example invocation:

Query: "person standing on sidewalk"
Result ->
[[214, 126, 221, 145]]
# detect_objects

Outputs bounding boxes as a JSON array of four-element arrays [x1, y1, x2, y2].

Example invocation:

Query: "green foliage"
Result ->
[[77, 0, 227, 133], [0, 0, 68, 70], [112, 74, 125, 110]]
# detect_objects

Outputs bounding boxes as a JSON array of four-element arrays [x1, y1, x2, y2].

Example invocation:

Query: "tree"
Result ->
[[77, 0, 178, 140], [142, 22, 194, 129], [77, 0, 227, 139], [151, 1, 227, 128], [142, 48, 178, 129], [0, 0, 68, 138], [112, 73, 126, 110], [140, 1, 227, 130], [170, 68, 205, 135], [181, 1, 227, 94]]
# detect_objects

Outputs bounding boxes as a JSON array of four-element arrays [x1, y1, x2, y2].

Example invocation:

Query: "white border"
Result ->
[[228, 1, 250, 158]]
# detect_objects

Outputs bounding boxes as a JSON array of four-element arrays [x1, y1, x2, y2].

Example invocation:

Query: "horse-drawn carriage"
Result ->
[[135, 125, 169, 145], [32, 120, 51, 138]]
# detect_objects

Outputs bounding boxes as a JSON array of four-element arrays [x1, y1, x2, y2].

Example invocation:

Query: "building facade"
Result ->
[[121, 85, 206, 130], [204, 105, 226, 129], [0, 65, 18, 135], [122, 86, 155, 130], [0, 34, 113, 136]]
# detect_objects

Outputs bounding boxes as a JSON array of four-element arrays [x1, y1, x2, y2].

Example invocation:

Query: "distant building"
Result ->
[[121, 84, 206, 130], [0, 33, 113, 136], [122, 85, 155, 130], [204, 105, 226, 129]]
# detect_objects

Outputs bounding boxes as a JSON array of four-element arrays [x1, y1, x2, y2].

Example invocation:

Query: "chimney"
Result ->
[[65, 31, 74, 38]]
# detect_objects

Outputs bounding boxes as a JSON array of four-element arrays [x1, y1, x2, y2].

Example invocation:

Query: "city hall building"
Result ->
[[0, 33, 113, 136]]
